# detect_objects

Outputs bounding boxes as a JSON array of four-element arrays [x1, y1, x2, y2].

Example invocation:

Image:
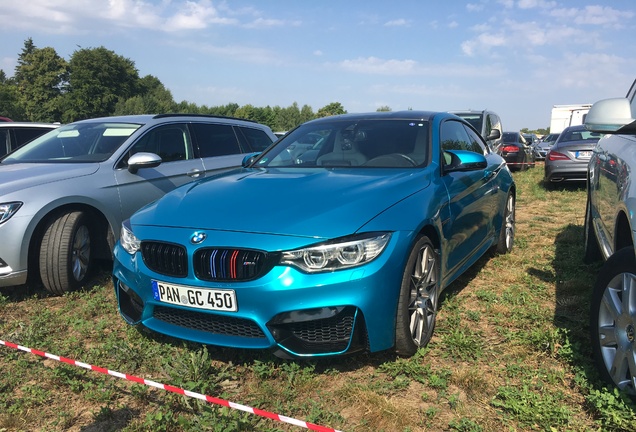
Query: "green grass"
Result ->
[[1, 165, 636, 431]]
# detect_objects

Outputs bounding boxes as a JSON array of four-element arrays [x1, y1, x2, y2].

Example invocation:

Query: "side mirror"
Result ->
[[585, 97, 636, 134], [242, 152, 261, 167], [443, 150, 487, 173], [487, 129, 501, 140], [127, 152, 162, 174]]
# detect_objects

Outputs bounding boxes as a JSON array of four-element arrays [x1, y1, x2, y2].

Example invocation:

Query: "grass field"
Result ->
[[2, 164, 636, 431]]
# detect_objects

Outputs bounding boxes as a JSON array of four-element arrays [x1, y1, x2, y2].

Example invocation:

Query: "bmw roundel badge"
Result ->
[[191, 231, 207, 244]]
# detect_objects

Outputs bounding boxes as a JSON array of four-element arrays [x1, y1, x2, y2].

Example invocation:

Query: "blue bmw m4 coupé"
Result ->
[[113, 111, 516, 358]]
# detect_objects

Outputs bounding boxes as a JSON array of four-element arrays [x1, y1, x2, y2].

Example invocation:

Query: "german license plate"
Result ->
[[576, 150, 592, 159], [152, 280, 237, 312]]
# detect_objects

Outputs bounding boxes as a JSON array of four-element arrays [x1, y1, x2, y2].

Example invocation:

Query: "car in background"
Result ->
[[532, 132, 560, 160], [0, 122, 60, 156], [0, 116, 12, 122], [584, 77, 636, 396], [0, 114, 277, 295], [113, 110, 516, 359], [522, 133, 539, 146], [500, 131, 535, 171], [543, 124, 602, 186], [449, 109, 504, 153]]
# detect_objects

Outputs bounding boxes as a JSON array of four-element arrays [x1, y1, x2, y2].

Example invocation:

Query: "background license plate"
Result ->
[[576, 151, 592, 159], [152, 280, 237, 312]]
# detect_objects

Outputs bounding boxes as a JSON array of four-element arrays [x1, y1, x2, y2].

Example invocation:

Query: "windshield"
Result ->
[[559, 128, 603, 143], [2, 122, 142, 164], [253, 118, 430, 168], [453, 113, 482, 132]]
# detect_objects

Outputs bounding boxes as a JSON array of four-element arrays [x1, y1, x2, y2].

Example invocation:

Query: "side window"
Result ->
[[128, 124, 192, 163], [441, 120, 472, 152], [13, 128, 49, 149], [236, 126, 274, 152], [0, 129, 9, 156], [464, 125, 488, 155], [440, 120, 473, 165], [190, 123, 242, 157], [485, 115, 493, 137]]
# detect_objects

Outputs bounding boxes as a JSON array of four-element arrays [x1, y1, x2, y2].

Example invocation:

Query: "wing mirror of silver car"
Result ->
[[585, 97, 636, 134], [127, 152, 162, 174]]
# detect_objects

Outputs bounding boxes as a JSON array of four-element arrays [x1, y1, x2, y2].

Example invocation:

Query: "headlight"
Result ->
[[120, 220, 140, 255], [281, 232, 391, 273], [0, 202, 22, 225]]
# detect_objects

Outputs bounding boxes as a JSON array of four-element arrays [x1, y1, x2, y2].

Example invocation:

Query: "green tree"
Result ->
[[377, 105, 392, 112], [0, 70, 24, 120], [114, 74, 175, 115], [62, 46, 140, 122], [13, 38, 68, 122], [299, 104, 315, 124], [316, 102, 346, 118]]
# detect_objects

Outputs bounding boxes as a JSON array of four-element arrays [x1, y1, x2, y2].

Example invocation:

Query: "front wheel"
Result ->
[[590, 247, 636, 395], [39, 211, 93, 295], [395, 236, 440, 356]]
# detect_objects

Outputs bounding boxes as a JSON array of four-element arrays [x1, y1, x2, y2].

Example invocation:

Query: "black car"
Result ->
[[499, 132, 534, 171]]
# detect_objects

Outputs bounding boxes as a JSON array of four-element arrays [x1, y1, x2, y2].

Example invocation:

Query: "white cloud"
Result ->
[[384, 19, 410, 27], [339, 57, 418, 75], [517, 0, 557, 10], [466, 3, 484, 12], [550, 5, 632, 28]]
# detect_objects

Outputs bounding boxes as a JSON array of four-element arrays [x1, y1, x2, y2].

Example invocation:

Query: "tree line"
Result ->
[[0, 38, 348, 132]]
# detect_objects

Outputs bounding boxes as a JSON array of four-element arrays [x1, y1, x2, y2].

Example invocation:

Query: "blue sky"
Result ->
[[1, 0, 634, 131]]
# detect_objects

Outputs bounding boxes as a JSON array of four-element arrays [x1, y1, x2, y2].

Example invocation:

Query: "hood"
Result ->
[[133, 167, 430, 239], [0, 163, 100, 195]]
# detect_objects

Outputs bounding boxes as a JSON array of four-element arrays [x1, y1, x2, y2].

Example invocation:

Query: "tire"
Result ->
[[39, 211, 93, 295], [583, 195, 602, 264], [395, 236, 440, 356], [493, 192, 515, 255], [590, 247, 636, 395]]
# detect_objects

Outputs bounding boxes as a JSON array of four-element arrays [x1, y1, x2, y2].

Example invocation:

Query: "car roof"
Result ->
[[70, 113, 263, 128], [0, 122, 60, 128], [304, 110, 440, 124], [561, 124, 586, 132]]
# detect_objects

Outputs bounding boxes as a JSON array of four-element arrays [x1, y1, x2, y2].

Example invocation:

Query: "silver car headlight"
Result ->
[[0, 202, 22, 225], [120, 220, 141, 255], [281, 232, 391, 273]]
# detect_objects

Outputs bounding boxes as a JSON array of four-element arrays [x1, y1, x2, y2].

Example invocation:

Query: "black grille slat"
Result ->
[[194, 248, 275, 282], [141, 241, 187, 277], [153, 306, 266, 339], [292, 315, 355, 343]]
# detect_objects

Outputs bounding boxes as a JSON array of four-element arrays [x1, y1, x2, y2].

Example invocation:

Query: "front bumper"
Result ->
[[0, 214, 32, 288], [113, 229, 414, 358]]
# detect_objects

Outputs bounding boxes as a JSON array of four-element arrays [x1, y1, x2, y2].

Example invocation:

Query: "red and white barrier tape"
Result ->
[[0, 339, 342, 432]]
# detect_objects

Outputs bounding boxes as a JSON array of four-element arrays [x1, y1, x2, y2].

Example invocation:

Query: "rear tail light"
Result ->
[[501, 145, 519, 153], [547, 151, 569, 161]]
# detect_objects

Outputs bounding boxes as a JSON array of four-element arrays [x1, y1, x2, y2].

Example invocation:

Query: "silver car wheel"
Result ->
[[409, 243, 438, 346], [504, 193, 515, 251], [71, 225, 91, 281], [597, 270, 636, 393]]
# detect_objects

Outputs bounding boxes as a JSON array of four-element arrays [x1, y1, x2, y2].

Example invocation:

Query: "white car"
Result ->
[[584, 77, 636, 395]]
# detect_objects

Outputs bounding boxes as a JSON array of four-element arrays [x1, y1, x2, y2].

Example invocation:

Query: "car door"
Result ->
[[114, 123, 206, 223], [440, 120, 499, 274]]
